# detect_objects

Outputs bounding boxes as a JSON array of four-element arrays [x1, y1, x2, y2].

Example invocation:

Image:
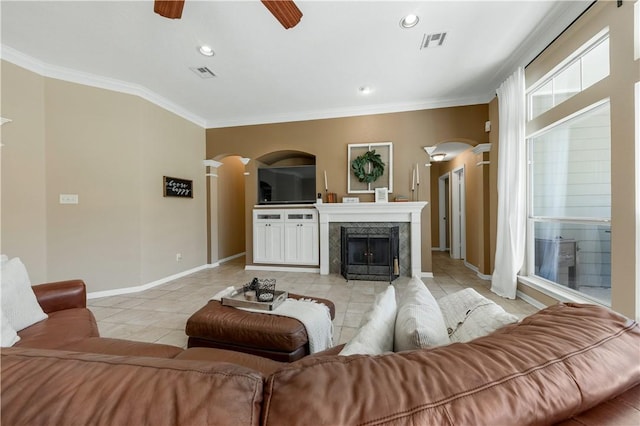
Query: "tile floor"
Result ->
[[88, 251, 538, 348]]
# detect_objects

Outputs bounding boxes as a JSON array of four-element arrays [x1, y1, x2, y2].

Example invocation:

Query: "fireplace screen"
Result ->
[[341, 226, 399, 282]]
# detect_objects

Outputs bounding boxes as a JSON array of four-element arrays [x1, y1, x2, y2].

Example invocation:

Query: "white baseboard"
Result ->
[[463, 260, 492, 281], [245, 265, 320, 274], [87, 264, 210, 299], [421, 272, 435, 278], [209, 252, 245, 268], [431, 247, 448, 251], [516, 290, 547, 310]]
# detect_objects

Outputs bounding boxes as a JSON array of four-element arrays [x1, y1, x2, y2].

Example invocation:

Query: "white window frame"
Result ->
[[523, 99, 612, 307], [527, 28, 610, 121]]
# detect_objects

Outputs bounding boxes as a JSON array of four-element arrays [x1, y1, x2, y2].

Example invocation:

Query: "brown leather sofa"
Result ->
[[2, 280, 639, 426]]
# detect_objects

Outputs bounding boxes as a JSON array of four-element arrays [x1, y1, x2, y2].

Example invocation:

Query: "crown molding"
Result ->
[[2, 45, 494, 131], [1, 45, 207, 128]]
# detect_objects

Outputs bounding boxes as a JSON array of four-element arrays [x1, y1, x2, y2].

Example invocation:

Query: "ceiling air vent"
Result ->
[[421, 32, 447, 49], [190, 66, 216, 79]]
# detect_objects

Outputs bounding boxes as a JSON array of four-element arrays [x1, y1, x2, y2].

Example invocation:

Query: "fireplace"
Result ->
[[315, 202, 428, 277], [341, 226, 399, 282]]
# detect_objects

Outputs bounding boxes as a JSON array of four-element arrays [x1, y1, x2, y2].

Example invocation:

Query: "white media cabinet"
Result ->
[[253, 208, 319, 266]]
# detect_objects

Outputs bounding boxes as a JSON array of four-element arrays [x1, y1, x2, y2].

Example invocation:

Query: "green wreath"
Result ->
[[351, 150, 385, 184]]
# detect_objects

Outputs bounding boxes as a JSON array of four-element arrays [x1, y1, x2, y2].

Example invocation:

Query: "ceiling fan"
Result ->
[[154, 0, 303, 29]]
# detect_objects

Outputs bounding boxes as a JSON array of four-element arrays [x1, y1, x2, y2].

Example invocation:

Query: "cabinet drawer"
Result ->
[[254, 210, 285, 222], [286, 213, 315, 220]]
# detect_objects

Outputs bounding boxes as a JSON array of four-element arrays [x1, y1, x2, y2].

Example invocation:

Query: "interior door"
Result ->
[[438, 173, 450, 251], [450, 166, 466, 260]]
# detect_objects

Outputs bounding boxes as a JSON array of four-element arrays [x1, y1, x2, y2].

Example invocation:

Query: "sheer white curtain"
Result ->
[[491, 67, 527, 299]]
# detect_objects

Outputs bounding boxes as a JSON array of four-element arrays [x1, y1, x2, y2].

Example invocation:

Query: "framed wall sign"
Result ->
[[347, 142, 393, 194], [163, 176, 193, 198]]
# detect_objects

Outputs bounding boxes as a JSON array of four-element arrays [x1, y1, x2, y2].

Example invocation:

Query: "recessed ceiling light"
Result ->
[[358, 86, 372, 95], [400, 14, 419, 29], [199, 45, 214, 56]]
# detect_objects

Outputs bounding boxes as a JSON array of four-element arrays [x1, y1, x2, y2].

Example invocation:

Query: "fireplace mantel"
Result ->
[[314, 202, 427, 277]]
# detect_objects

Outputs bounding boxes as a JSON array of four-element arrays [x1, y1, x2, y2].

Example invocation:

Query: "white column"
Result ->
[[410, 210, 422, 277], [319, 212, 330, 275], [204, 160, 223, 265]]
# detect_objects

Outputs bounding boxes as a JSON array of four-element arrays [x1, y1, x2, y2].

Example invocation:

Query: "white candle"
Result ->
[[412, 168, 415, 191], [324, 170, 328, 191], [415, 163, 420, 185]]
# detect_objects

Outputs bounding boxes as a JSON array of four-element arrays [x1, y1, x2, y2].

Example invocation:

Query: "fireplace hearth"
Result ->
[[341, 226, 399, 282]]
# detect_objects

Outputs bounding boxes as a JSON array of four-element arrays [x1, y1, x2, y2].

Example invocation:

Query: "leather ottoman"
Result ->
[[185, 294, 335, 362]]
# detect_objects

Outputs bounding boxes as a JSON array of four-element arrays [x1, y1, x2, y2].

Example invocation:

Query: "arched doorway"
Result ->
[[205, 155, 249, 266]]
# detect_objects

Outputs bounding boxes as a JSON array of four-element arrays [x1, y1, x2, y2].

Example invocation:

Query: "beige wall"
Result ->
[[138, 101, 206, 284], [1, 61, 47, 283], [522, 1, 639, 318], [217, 156, 246, 260], [206, 106, 489, 272], [1, 61, 207, 293]]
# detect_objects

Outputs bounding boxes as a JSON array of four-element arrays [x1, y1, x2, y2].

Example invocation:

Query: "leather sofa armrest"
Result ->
[[32, 280, 87, 313]]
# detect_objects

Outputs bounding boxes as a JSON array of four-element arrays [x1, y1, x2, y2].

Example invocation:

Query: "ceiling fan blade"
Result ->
[[154, 0, 185, 19], [261, 0, 303, 29]]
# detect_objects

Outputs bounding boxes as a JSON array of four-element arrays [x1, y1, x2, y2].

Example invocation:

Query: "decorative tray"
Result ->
[[221, 289, 288, 311]]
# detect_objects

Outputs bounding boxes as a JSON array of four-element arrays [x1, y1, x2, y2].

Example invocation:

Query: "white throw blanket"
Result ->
[[211, 287, 333, 353]]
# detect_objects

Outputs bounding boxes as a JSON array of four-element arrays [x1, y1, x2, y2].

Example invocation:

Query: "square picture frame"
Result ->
[[375, 187, 388, 203], [347, 142, 393, 194]]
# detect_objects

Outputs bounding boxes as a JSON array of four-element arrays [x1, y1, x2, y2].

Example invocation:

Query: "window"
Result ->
[[528, 30, 609, 120], [636, 1, 640, 60], [527, 101, 611, 305]]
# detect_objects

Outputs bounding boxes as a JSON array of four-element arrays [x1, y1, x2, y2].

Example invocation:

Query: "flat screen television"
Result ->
[[258, 165, 316, 205]]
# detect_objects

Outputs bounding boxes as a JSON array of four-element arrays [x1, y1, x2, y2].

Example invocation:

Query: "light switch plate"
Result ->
[[59, 194, 79, 204]]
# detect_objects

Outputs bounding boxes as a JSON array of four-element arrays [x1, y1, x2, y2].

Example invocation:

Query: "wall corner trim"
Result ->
[[472, 143, 492, 154], [203, 159, 223, 168]]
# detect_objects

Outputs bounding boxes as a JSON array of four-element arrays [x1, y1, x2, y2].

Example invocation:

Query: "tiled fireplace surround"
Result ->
[[329, 222, 410, 276], [315, 202, 428, 277]]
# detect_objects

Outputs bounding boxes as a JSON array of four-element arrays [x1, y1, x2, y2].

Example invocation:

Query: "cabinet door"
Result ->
[[284, 223, 301, 263], [297, 223, 319, 264], [284, 222, 318, 265], [254, 222, 285, 263]]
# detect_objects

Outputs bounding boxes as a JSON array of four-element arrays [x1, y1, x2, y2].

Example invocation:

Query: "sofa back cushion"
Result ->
[[1, 347, 264, 426], [394, 277, 449, 351], [263, 304, 640, 426], [438, 287, 519, 342], [339, 285, 397, 356]]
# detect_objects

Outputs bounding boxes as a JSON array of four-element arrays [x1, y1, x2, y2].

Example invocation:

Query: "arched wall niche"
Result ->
[[256, 150, 316, 166], [425, 138, 477, 163]]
